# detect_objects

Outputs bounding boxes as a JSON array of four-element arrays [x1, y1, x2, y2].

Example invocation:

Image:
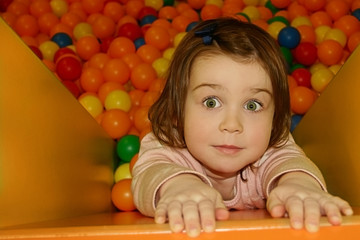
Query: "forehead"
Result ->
[[189, 54, 272, 91]]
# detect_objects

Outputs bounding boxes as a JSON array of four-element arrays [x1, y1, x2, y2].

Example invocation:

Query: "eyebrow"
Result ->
[[192, 83, 273, 97]]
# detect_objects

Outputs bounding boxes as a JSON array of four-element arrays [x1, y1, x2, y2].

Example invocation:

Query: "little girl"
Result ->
[[131, 18, 352, 237]]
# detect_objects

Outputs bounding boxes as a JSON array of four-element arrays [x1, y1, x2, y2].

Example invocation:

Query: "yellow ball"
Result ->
[[315, 25, 331, 44], [309, 62, 327, 74], [173, 32, 187, 47], [145, 0, 163, 11], [50, 0, 68, 18], [39, 41, 59, 61], [328, 64, 342, 75], [267, 22, 287, 39], [242, 6, 260, 21], [311, 68, 334, 93], [104, 90, 132, 112], [243, 0, 260, 6], [205, 0, 223, 8], [291, 16, 312, 28], [114, 163, 132, 182], [78, 94, 103, 118], [163, 47, 175, 60], [73, 22, 93, 40], [152, 57, 170, 78], [324, 28, 347, 48]]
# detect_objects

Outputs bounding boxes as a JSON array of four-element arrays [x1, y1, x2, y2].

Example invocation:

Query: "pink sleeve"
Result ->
[[256, 134, 327, 197], [131, 133, 212, 217]]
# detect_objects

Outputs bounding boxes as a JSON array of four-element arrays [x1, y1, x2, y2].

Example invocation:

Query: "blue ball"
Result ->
[[290, 114, 303, 132], [352, 8, 360, 21], [186, 21, 199, 32], [51, 32, 72, 48], [278, 26, 301, 49], [140, 15, 157, 26], [134, 37, 145, 50]]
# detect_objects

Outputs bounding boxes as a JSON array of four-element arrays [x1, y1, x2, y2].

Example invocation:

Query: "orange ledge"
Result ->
[[1, 208, 360, 240]]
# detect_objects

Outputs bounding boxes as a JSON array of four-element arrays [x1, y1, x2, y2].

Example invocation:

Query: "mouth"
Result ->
[[213, 145, 242, 155]]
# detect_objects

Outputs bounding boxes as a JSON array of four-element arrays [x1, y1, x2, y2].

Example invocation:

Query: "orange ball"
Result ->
[[200, 4, 222, 20], [111, 179, 137, 212], [49, 22, 73, 38], [92, 15, 116, 39], [29, 0, 52, 18], [133, 106, 151, 132], [88, 53, 111, 70], [129, 153, 139, 174], [221, 3, 243, 17], [61, 12, 82, 29], [107, 37, 136, 58], [129, 89, 145, 107], [82, 0, 105, 14], [140, 90, 160, 107], [317, 39, 344, 66], [130, 63, 157, 91], [171, 15, 192, 32], [38, 12, 59, 35], [347, 31, 360, 52], [303, 0, 326, 12], [297, 25, 316, 44], [102, 58, 131, 84], [158, 6, 179, 20], [310, 11, 332, 28], [14, 14, 39, 37], [144, 26, 171, 51], [6, 1, 29, 16], [80, 67, 104, 92], [290, 86, 316, 115], [181, 8, 200, 22], [270, 0, 291, 9], [187, 0, 206, 9], [288, 2, 308, 21], [125, 0, 144, 18], [334, 15, 360, 38], [103, 1, 125, 22], [101, 109, 132, 139], [75, 35, 100, 60], [325, 0, 350, 21], [136, 44, 162, 64]]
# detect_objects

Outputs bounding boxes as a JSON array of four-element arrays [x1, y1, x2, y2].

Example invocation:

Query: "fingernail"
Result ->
[[292, 221, 303, 230], [188, 228, 200, 238], [345, 208, 354, 216], [306, 224, 319, 232]]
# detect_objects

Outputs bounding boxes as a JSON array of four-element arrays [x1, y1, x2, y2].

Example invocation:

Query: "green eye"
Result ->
[[245, 100, 262, 111], [203, 97, 220, 108]]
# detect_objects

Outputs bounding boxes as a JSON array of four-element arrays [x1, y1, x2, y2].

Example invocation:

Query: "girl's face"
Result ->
[[184, 54, 274, 178]]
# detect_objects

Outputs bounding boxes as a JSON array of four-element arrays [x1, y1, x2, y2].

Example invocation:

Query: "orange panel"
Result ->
[[293, 46, 360, 207], [0, 18, 115, 228]]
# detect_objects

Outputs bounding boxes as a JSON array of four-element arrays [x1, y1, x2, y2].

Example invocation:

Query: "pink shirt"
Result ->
[[131, 133, 326, 217]]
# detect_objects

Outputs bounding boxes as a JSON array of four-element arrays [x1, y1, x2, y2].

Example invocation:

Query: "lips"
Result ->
[[213, 145, 242, 155]]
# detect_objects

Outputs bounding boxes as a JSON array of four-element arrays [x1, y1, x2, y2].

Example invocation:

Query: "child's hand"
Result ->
[[267, 172, 353, 232], [155, 174, 229, 237]]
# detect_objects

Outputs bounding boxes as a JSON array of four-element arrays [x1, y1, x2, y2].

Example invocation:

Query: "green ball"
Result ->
[[280, 46, 293, 67], [267, 16, 290, 26], [116, 135, 140, 163]]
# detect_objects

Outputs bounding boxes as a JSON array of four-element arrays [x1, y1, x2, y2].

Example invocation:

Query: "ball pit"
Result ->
[[2, 0, 360, 212]]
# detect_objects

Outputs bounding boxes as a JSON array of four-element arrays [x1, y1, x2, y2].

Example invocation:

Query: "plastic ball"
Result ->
[[315, 25, 331, 44], [118, 22, 143, 41], [158, 6, 179, 20], [131, 63, 157, 90], [291, 16, 312, 28], [290, 86, 316, 114], [171, 15, 192, 32], [82, 0, 105, 14], [325, 0, 350, 21], [290, 114, 303, 132], [39, 40, 60, 61], [278, 26, 301, 49], [303, 0, 326, 12], [50, 0, 68, 17], [311, 68, 334, 92], [114, 163, 132, 182], [78, 93, 103, 118], [51, 32, 73, 48], [98, 81, 125, 104], [134, 37, 146, 49], [270, 0, 291, 9], [317, 39, 344, 66], [75, 35, 100, 61], [107, 37, 136, 58], [145, 0, 163, 11], [291, 68, 312, 88], [92, 15, 116, 39], [310, 11, 332, 28], [117, 135, 140, 163], [101, 109, 132, 139], [80, 67, 104, 92], [136, 44, 162, 63], [280, 46, 293, 66], [56, 55, 82, 81], [267, 21, 287, 39], [187, 0, 206, 10], [62, 80, 80, 98], [102, 58, 131, 84], [53, 47, 76, 63], [334, 15, 360, 38], [267, 16, 289, 25], [294, 42, 318, 66], [200, 4, 222, 20], [73, 22, 93, 40], [353, 8, 360, 21], [105, 90, 132, 112], [38, 12, 60, 35], [152, 57, 170, 77], [323, 28, 347, 47], [348, 31, 360, 52], [144, 25, 171, 50], [140, 15, 157, 26], [14, 14, 39, 37], [129, 153, 139, 174], [111, 179, 136, 211]]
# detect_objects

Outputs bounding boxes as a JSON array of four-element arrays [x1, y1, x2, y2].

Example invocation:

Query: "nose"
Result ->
[[219, 110, 243, 133]]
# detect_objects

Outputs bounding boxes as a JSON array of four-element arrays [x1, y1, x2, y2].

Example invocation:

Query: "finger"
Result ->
[[198, 199, 216, 232], [214, 195, 229, 221], [155, 202, 168, 224], [321, 199, 342, 226], [167, 201, 185, 233], [303, 198, 321, 232], [182, 200, 201, 237], [286, 196, 304, 230], [332, 196, 354, 216], [266, 193, 287, 218]]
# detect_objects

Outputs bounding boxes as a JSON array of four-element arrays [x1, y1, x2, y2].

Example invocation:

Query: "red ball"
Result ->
[[291, 68, 312, 88], [117, 22, 143, 41], [56, 56, 82, 81], [138, 6, 158, 20], [29, 46, 43, 59], [54, 48, 76, 63], [293, 42, 318, 66]]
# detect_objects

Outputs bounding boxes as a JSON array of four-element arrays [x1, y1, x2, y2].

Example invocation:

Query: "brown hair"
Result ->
[[149, 17, 290, 149]]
